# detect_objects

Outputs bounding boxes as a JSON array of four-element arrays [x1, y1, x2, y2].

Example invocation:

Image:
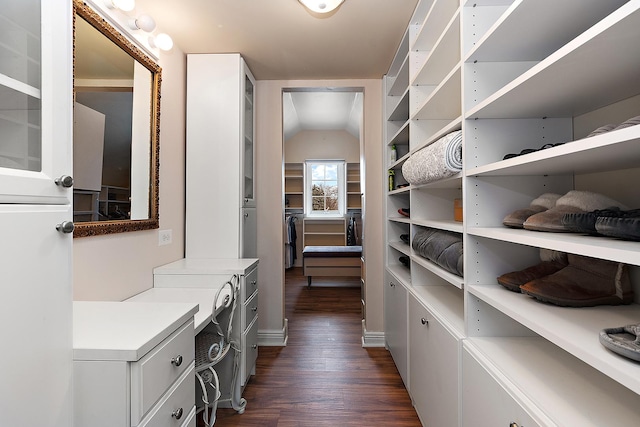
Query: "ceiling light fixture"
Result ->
[[104, 0, 135, 12], [299, 0, 345, 14], [149, 33, 174, 51], [129, 14, 156, 32]]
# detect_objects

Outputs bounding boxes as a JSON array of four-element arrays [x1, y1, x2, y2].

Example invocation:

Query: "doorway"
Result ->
[[282, 88, 364, 276]]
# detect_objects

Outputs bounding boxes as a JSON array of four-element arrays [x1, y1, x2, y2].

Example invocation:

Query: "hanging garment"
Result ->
[[347, 216, 357, 245], [285, 216, 298, 268]]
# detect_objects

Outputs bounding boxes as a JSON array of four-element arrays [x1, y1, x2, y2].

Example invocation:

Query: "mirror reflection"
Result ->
[[72, 0, 160, 237]]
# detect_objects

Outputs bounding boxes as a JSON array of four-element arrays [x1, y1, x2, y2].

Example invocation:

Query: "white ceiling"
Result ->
[[128, 0, 418, 136], [133, 0, 418, 137]]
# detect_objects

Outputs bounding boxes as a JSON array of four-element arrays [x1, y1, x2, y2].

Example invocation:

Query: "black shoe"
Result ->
[[562, 207, 624, 235], [595, 210, 640, 241]]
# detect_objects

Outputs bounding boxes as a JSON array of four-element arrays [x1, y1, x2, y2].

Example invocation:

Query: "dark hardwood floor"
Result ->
[[210, 268, 421, 427]]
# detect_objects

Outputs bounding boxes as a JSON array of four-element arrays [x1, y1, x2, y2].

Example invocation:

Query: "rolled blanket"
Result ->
[[402, 130, 462, 185], [412, 228, 463, 277]]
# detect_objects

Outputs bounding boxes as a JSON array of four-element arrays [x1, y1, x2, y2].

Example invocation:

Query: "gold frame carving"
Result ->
[[73, 0, 161, 238]]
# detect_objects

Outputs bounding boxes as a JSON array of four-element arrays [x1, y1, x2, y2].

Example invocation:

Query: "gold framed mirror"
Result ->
[[72, 0, 161, 237]]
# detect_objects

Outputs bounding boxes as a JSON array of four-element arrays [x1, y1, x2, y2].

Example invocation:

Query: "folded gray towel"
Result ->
[[412, 228, 463, 277]]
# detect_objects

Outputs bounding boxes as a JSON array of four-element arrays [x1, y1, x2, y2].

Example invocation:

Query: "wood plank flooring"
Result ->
[[210, 268, 421, 427]]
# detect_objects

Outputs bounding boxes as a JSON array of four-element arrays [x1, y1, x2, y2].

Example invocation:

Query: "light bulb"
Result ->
[[299, 0, 344, 14], [130, 14, 156, 32], [106, 0, 136, 12], [149, 33, 173, 51]]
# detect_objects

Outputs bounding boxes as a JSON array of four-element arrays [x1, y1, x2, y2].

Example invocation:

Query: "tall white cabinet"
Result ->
[[0, 1, 74, 426], [384, 0, 640, 426], [186, 53, 257, 259]]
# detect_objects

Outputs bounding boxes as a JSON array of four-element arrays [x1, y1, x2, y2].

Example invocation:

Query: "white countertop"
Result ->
[[73, 301, 198, 362], [153, 258, 259, 275], [125, 287, 231, 334]]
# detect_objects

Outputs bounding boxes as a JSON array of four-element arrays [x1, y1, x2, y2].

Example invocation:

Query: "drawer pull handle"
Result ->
[[252, 344, 258, 349], [251, 280, 257, 286], [389, 282, 395, 288], [171, 355, 183, 367], [172, 407, 183, 420], [252, 307, 258, 312], [420, 317, 428, 326], [509, 423, 521, 427]]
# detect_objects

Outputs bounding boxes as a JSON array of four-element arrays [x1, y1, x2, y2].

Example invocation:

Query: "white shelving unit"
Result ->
[[384, 0, 640, 426], [186, 53, 257, 259]]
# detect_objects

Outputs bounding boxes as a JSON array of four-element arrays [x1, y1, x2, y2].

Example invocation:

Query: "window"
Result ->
[[305, 160, 345, 217]]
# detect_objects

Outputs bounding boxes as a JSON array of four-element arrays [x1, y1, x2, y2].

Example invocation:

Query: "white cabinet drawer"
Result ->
[[462, 347, 540, 427], [138, 363, 195, 427], [180, 406, 196, 427], [242, 267, 258, 302], [244, 291, 258, 330], [132, 320, 194, 424], [241, 317, 258, 386]]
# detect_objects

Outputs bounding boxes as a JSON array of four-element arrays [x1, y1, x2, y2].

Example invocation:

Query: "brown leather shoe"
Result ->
[[497, 260, 567, 292], [520, 254, 633, 307]]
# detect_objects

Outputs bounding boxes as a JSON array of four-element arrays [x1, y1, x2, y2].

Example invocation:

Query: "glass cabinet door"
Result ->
[[242, 68, 255, 207], [0, 0, 71, 204]]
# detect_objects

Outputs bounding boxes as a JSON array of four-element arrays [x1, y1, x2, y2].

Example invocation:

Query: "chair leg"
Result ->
[[307, 275, 312, 287]]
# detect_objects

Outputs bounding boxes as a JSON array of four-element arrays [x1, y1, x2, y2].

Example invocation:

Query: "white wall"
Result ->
[[256, 79, 384, 344], [285, 129, 360, 162], [73, 47, 186, 301]]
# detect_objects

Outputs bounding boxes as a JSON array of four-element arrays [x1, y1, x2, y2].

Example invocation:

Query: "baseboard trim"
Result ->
[[257, 318, 288, 346], [361, 326, 385, 348]]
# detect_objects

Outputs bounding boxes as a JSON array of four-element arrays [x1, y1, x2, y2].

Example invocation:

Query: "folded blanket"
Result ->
[[402, 130, 462, 185], [412, 228, 463, 277]]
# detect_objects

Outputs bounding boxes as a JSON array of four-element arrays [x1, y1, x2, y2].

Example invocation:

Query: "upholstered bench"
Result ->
[[302, 245, 362, 287]]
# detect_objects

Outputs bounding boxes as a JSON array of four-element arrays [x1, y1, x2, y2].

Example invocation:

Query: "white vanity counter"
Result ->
[[73, 301, 199, 427], [73, 301, 198, 361]]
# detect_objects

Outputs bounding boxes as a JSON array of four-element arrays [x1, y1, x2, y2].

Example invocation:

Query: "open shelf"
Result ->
[[468, 284, 640, 396], [465, 338, 640, 426], [466, 3, 640, 119]]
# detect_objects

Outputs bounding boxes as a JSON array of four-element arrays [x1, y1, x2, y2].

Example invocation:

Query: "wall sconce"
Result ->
[[104, 0, 135, 12], [299, 0, 345, 14], [149, 33, 174, 51], [129, 14, 156, 32]]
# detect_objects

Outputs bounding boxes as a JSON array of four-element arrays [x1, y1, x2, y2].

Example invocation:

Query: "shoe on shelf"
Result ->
[[398, 208, 410, 218], [502, 142, 565, 160], [399, 234, 410, 244], [612, 114, 640, 131], [561, 206, 625, 235], [497, 260, 568, 292], [399, 256, 410, 267], [520, 253, 634, 307], [502, 193, 562, 229], [523, 190, 628, 233], [599, 324, 640, 362], [585, 123, 617, 138], [595, 210, 640, 241]]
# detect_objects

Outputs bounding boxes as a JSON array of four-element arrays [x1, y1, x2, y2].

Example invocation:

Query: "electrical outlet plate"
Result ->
[[158, 229, 172, 246]]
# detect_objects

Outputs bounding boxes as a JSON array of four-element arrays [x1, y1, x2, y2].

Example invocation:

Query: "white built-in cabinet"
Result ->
[[186, 53, 257, 259], [384, 0, 640, 426], [73, 302, 198, 427], [0, 1, 74, 426]]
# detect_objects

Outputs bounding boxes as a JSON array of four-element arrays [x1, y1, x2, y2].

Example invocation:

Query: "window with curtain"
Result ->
[[305, 160, 345, 217]]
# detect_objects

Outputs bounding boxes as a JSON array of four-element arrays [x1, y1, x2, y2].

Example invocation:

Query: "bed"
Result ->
[[302, 245, 362, 286]]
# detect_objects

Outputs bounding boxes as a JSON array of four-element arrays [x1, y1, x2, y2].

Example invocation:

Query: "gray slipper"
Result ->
[[599, 324, 640, 362], [613, 115, 640, 131]]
